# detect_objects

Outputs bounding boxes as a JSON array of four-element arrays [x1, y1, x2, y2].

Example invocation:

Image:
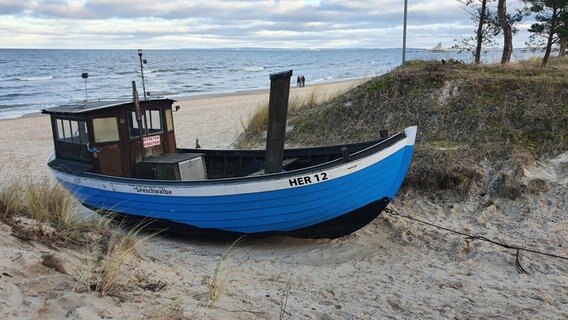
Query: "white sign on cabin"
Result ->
[[143, 135, 161, 148]]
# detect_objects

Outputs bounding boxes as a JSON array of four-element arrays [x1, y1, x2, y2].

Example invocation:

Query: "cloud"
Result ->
[[0, 0, 533, 49]]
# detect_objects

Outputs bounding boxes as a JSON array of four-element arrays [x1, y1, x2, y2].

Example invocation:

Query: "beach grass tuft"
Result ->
[[24, 178, 84, 240], [279, 281, 292, 320], [0, 175, 94, 246], [143, 298, 186, 320], [207, 237, 245, 306], [0, 176, 25, 223], [73, 219, 155, 297], [96, 225, 148, 296]]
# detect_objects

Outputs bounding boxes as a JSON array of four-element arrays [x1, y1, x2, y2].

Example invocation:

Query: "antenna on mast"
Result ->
[[81, 72, 89, 103], [137, 49, 148, 100]]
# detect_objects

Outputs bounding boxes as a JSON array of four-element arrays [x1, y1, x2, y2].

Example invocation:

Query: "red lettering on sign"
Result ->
[[143, 135, 161, 148]]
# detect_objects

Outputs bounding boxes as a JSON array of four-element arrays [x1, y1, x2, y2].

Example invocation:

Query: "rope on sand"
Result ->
[[383, 208, 568, 275]]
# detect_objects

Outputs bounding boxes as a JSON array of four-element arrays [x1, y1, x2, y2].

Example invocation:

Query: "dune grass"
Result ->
[[0, 175, 91, 245], [0, 176, 25, 223], [235, 84, 356, 149], [207, 237, 245, 306], [0, 173, 156, 298], [73, 219, 155, 297], [236, 94, 313, 149], [24, 179, 75, 225], [143, 298, 185, 320], [337, 58, 566, 194]]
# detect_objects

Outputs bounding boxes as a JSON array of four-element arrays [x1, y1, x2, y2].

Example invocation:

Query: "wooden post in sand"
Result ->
[[264, 70, 293, 174]]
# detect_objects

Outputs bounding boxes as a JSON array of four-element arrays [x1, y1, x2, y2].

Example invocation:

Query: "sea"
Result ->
[[0, 48, 539, 120]]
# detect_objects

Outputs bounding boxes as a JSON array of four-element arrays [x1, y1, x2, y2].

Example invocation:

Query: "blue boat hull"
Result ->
[[51, 127, 416, 238], [88, 197, 391, 239]]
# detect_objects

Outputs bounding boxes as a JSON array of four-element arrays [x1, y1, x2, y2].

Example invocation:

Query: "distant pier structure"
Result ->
[[431, 42, 448, 52]]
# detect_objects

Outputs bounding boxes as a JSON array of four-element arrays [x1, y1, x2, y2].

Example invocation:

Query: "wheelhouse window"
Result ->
[[129, 109, 162, 137], [146, 109, 162, 134], [53, 117, 90, 162], [56, 119, 88, 145], [165, 108, 174, 132], [93, 117, 119, 143]]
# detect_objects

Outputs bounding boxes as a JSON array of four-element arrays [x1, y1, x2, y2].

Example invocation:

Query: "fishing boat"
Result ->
[[43, 69, 416, 239]]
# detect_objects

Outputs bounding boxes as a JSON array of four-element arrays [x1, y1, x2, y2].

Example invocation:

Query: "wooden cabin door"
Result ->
[[97, 144, 123, 176], [118, 116, 132, 177], [92, 116, 124, 177]]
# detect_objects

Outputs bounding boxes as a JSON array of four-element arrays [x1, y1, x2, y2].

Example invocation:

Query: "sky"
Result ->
[[0, 0, 535, 49]]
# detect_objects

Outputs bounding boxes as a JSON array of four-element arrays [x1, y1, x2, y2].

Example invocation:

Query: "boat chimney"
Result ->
[[264, 70, 293, 174]]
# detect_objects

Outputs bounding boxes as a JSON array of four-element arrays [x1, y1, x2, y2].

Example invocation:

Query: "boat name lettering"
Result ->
[[289, 172, 328, 187], [133, 186, 172, 195]]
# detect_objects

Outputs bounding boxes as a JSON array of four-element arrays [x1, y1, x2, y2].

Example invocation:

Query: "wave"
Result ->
[[16, 75, 54, 81], [0, 92, 38, 99], [309, 76, 335, 83], [173, 67, 201, 73], [229, 66, 265, 72], [243, 66, 265, 72], [154, 68, 176, 73]]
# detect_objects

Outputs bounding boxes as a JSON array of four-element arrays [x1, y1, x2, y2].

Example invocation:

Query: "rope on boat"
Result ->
[[383, 208, 568, 275]]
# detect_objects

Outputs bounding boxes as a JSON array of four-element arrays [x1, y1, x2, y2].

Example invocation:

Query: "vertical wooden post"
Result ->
[[264, 70, 293, 174], [132, 81, 145, 161]]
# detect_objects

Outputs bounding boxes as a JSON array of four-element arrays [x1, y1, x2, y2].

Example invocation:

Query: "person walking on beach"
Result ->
[[297, 75, 301, 87], [301, 75, 306, 87]]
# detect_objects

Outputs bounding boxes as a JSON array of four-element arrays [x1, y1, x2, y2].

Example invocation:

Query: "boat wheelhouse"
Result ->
[[42, 98, 203, 179]]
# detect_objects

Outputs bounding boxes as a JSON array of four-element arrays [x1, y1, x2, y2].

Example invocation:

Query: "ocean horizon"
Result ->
[[0, 48, 540, 120]]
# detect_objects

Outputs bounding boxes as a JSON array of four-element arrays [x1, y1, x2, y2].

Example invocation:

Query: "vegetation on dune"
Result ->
[[74, 219, 154, 297], [235, 85, 355, 149], [0, 176, 91, 246], [240, 57, 568, 195], [0, 175, 154, 297]]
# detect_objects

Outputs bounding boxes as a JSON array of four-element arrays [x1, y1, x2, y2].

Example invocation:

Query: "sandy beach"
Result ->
[[1, 79, 567, 319]]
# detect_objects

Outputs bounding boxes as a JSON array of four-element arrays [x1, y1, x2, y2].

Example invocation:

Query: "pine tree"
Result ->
[[455, 0, 501, 64], [498, 0, 514, 63], [455, 0, 526, 64], [525, 0, 568, 65]]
